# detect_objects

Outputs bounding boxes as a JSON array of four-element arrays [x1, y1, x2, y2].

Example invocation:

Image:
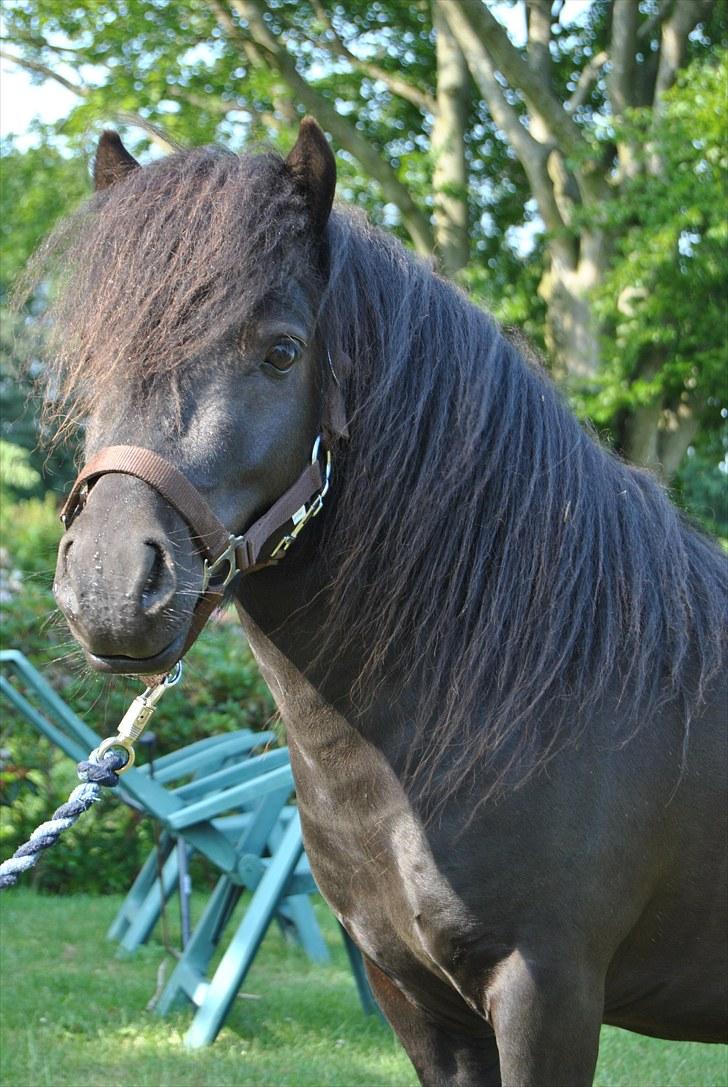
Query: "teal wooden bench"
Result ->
[[0, 650, 318, 950], [0, 650, 323, 956], [155, 802, 379, 1048], [0, 650, 378, 1045]]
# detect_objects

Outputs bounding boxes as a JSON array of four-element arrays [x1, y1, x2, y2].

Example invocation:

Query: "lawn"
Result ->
[[0, 890, 726, 1087]]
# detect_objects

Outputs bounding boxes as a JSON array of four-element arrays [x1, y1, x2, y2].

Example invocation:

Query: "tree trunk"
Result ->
[[623, 399, 701, 480], [623, 401, 663, 472], [540, 227, 606, 380], [431, 3, 470, 276], [657, 404, 701, 480]]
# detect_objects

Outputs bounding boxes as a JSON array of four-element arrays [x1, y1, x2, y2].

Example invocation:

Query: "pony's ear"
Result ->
[[94, 131, 140, 191], [285, 117, 336, 236]]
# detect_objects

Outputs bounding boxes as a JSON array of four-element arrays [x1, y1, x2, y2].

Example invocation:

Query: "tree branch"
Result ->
[[658, 400, 701, 479], [0, 49, 87, 95], [431, 1, 469, 273], [439, 6, 538, 170], [1, 49, 180, 152], [654, 0, 711, 109], [526, 0, 552, 144], [165, 87, 243, 115], [526, 1, 551, 84], [112, 112, 181, 153], [309, 0, 436, 115], [440, 1, 568, 241], [565, 50, 607, 112], [637, 0, 675, 42], [442, 0, 585, 159], [215, 0, 435, 254], [608, 1, 640, 179], [0, 33, 84, 56], [608, 0, 638, 116]]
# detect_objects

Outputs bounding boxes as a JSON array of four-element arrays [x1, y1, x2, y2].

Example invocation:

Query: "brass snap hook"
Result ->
[[96, 663, 183, 775]]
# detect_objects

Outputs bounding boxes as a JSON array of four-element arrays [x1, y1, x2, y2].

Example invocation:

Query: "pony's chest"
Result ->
[[287, 728, 482, 1001], [241, 612, 482, 994]]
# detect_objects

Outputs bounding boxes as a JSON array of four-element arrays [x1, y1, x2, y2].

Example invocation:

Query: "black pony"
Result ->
[[39, 120, 727, 1085]]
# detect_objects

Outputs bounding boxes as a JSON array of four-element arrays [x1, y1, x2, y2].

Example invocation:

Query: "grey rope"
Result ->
[[0, 748, 128, 889]]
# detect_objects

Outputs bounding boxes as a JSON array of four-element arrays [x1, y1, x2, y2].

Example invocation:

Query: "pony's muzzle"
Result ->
[[53, 473, 200, 669]]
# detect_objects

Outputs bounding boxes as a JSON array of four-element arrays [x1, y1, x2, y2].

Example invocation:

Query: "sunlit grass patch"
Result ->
[[1, 890, 726, 1086]]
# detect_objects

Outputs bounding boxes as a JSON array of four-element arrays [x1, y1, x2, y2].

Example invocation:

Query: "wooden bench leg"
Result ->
[[107, 833, 173, 942], [184, 813, 305, 1048], [117, 847, 180, 955], [155, 874, 242, 1014]]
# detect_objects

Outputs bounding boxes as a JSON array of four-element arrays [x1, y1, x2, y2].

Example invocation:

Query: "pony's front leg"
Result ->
[[365, 960, 502, 1087], [488, 951, 603, 1087]]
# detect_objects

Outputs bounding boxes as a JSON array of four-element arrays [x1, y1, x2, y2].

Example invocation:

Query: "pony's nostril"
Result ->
[[144, 544, 164, 591], [141, 540, 175, 612], [54, 538, 79, 619]]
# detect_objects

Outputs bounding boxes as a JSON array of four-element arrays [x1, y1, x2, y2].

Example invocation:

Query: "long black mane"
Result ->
[[319, 206, 727, 802], [32, 144, 727, 805]]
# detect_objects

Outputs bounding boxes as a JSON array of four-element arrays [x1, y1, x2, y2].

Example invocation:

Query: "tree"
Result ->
[[440, 0, 724, 468], [1, 0, 725, 478], [0, 139, 87, 495], [0, 137, 88, 301], [576, 54, 728, 478]]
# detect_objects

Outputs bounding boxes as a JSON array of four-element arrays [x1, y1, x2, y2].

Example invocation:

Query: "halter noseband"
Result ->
[[60, 375, 347, 671]]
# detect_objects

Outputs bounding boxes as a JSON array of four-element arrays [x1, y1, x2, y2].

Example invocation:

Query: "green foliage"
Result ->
[[0, 307, 69, 500], [0, 440, 41, 494], [2, 1, 726, 483], [0, 137, 88, 300], [0, 495, 277, 893], [0, 139, 85, 497], [0, 0, 534, 254], [577, 54, 728, 431], [673, 424, 728, 539]]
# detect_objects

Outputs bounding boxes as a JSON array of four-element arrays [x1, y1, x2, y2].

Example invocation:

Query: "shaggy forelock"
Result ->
[[29, 145, 316, 427]]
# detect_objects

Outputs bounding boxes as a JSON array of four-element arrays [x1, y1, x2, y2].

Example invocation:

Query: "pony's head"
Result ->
[[50, 119, 338, 673]]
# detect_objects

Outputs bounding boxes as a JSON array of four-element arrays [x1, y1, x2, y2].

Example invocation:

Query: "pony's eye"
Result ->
[[264, 337, 302, 372]]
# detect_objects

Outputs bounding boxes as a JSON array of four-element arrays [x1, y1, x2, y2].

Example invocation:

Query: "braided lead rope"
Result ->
[[0, 748, 128, 889]]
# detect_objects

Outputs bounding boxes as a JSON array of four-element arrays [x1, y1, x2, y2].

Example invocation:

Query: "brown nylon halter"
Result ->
[[60, 375, 347, 675]]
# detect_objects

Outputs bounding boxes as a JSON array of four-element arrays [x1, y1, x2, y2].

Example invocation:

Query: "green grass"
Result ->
[[1, 890, 726, 1087]]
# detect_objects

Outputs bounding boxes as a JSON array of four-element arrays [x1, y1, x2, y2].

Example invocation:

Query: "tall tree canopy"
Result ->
[[1, 0, 726, 487]]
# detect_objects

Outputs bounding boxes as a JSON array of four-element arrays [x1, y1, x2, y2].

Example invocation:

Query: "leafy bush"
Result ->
[[0, 494, 278, 893]]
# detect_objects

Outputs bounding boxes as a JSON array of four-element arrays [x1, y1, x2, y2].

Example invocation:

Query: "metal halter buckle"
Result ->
[[268, 436, 332, 562], [201, 533, 247, 593]]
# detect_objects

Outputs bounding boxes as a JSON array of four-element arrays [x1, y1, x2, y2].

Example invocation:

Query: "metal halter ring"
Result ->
[[310, 434, 332, 498]]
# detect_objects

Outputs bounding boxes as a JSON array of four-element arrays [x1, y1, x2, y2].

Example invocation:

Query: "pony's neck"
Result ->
[[241, 218, 726, 809]]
